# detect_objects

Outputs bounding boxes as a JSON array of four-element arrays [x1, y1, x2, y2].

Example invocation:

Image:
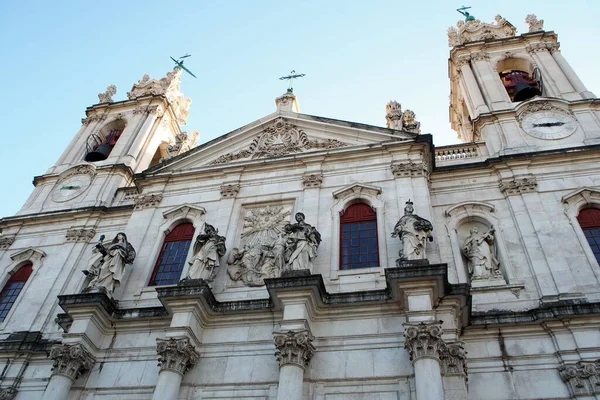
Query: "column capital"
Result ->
[[403, 322, 445, 363], [440, 341, 468, 377], [273, 330, 315, 370], [156, 337, 199, 376], [49, 343, 96, 381]]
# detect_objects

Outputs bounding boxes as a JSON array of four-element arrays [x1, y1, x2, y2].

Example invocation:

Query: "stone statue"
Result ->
[[84, 233, 136, 296], [98, 85, 117, 103], [186, 223, 226, 282], [402, 110, 421, 134], [391, 201, 433, 263], [283, 212, 321, 272], [227, 242, 270, 286], [462, 227, 501, 280]]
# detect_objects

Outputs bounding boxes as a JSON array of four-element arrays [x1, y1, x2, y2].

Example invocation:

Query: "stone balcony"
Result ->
[[434, 142, 488, 167]]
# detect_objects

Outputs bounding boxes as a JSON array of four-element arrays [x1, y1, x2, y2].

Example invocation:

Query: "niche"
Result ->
[[457, 219, 506, 286], [497, 58, 542, 102], [84, 119, 127, 162]]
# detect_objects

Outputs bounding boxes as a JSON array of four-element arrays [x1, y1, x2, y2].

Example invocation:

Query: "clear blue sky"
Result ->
[[1, 1, 599, 218]]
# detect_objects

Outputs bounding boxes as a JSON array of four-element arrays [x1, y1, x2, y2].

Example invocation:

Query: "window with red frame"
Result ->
[[149, 223, 195, 286], [340, 203, 379, 270], [0, 263, 33, 322], [577, 208, 600, 264]]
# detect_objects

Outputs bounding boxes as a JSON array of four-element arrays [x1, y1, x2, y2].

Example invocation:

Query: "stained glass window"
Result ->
[[578, 208, 600, 264]]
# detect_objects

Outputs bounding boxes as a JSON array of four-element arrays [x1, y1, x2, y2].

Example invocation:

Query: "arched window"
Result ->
[[577, 208, 600, 264], [340, 203, 379, 270], [0, 263, 33, 322], [149, 223, 195, 286]]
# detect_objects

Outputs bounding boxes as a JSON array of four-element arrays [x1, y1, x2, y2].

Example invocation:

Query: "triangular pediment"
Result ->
[[147, 112, 417, 173]]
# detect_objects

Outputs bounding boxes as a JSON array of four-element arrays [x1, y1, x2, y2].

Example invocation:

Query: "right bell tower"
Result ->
[[448, 13, 600, 155]]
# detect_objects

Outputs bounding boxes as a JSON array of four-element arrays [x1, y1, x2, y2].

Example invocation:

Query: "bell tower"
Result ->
[[18, 68, 198, 215], [448, 13, 599, 154]]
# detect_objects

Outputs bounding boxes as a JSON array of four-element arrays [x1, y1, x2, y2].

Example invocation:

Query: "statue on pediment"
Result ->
[[392, 201, 433, 264], [186, 223, 226, 282], [84, 233, 136, 296]]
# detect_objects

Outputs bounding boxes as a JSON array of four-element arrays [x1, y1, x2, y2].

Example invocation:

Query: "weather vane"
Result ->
[[170, 54, 197, 78], [456, 6, 475, 22], [279, 70, 305, 93]]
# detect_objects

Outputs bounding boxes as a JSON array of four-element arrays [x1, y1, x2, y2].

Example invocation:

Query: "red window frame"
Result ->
[[0, 263, 33, 322], [149, 223, 195, 286], [578, 208, 600, 264], [340, 203, 380, 270]]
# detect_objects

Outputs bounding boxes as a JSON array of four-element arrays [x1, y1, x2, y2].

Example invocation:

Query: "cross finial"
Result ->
[[279, 70, 306, 93]]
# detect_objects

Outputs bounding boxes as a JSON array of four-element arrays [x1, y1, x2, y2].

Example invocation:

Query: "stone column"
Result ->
[[440, 342, 468, 399], [151, 337, 199, 400], [404, 322, 445, 400], [551, 49, 595, 99], [42, 343, 95, 400], [273, 330, 315, 400]]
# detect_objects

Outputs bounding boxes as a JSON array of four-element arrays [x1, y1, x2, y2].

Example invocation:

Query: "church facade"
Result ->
[[0, 13, 599, 400]]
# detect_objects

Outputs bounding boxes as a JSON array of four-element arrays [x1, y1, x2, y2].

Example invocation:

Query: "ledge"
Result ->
[[470, 301, 600, 326], [0, 331, 58, 354]]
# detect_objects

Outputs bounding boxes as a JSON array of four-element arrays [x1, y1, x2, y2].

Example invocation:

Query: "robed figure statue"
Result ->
[[187, 223, 227, 282], [84, 233, 136, 296], [391, 200, 433, 263], [462, 227, 501, 280], [283, 212, 321, 272]]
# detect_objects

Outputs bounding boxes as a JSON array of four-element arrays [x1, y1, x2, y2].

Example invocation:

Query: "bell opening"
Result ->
[[500, 70, 542, 102]]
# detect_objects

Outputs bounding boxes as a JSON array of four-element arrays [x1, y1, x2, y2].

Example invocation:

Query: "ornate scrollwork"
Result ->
[[440, 342, 468, 377], [448, 15, 516, 47], [559, 360, 600, 396], [156, 337, 199, 376], [390, 162, 429, 178], [403, 322, 445, 362], [97, 85, 117, 103], [65, 228, 96, 243], [209, 118, 348, 165], [525, 14, 544, 32], [220, 184, 240, 198], [49, 343, 95, 381], [273, 330, 315, 369], [0, 237, 15, 250], [499, 176, 538, 196], [302, 174, 323, 188]]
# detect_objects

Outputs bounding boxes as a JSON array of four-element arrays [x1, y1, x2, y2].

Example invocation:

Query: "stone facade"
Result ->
[[0, 13, 599, 400]]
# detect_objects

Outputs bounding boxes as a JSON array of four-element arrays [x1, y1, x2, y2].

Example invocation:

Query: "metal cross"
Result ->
[[279, 70, 306, 93]]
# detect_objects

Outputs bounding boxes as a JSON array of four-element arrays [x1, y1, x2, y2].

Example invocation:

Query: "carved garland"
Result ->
[[49, 343, 96, 381], [210, 118, 348, 165], [156, 337, 199, 376], [273, 330, 315, 370]]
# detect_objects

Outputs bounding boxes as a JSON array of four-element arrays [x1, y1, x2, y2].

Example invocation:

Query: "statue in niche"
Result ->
[[83, 233, 136, 296], [283, 212, 321, 272], [391, 200, 433, 263], [462, 227, 501, 280], [186, 223, 226, 282], [227, 206, 291, 286]]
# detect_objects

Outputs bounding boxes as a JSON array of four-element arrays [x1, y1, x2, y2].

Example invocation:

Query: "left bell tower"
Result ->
[[18, 68, 197, 215]]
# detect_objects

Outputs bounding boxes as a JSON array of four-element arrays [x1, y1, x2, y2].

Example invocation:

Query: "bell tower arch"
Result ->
[[18, 69, 198, 215], [448, 13, 599, 153]]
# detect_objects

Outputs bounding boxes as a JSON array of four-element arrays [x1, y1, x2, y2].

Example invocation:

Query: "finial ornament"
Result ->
[[525, 14, 544, 32], [279, 70, 306, 93], [98, 85, 117, 103]]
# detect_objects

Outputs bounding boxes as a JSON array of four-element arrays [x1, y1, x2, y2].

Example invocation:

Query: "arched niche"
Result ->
[[495, 57, 541, 102], [444, 202, 512, 285], [84, 118, 128, 162]]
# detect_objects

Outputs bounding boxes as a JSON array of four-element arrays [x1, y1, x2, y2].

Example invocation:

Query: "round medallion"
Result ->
[[51, 174, 92, 202], [521, 110, 577, 140]]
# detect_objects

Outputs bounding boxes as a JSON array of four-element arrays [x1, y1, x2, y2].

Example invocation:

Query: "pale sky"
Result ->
[[1, 1, 599, 218]]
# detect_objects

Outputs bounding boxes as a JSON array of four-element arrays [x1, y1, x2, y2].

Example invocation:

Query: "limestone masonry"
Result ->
[[0, 12, 599, 400]]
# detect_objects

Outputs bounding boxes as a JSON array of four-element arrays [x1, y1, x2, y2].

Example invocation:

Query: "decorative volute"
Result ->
[[447, 14, 517, 47]]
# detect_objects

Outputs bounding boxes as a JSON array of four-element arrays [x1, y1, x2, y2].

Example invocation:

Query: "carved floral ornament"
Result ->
[[134, 194, 163, 210], [49, 343, 96, 381], [220, 183, 240, 198], [209, 118, 349, 165], [448, 15, 516, 47], [390, 161, 429, 178], [302, 173, 323, 188], [156, 337, 199, 376], [65, 228, 96, 243], [499, 176, 538, 196], [97, 85, 117, 103], [559, 360, 600, 396], [516, 101, 572, 124], [403, 322, 445, 362], [273, 330, 315, 369]]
